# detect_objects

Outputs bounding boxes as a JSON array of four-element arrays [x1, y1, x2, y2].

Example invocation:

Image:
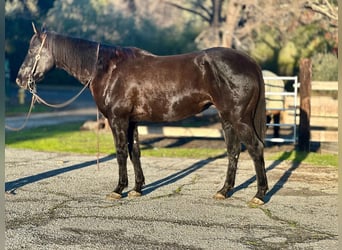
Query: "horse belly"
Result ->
[[132, 92, 212, 122]]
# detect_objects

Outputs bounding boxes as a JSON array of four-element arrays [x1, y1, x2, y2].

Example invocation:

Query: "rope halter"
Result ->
[[28, 33, 47, 94]]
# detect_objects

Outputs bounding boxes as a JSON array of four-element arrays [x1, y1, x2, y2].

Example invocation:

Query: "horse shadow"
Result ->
[[5, 154, 116, 194], [126, 153, 227, 197], [228, 150, 309, 203], [6, 149, 309, 203]]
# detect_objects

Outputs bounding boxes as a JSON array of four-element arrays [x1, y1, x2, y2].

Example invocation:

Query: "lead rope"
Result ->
[[5, 95, 37, 131], [96, 108, 100, 170], [6, 79, 91, 131], [8, 42, 102, 170], [31, 80, 91, 108]]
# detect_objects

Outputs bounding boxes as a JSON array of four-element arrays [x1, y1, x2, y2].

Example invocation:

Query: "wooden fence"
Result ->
[[283, 81, 338, 143]]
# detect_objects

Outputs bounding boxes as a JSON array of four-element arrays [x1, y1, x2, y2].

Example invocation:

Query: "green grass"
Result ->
[[5, 122, 114, 155], [5, 122, 338, 167], [267, 151, 338, 168], [5, 122, 226, 158]]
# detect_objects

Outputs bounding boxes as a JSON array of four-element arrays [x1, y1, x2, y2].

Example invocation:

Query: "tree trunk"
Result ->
[[223, 0, 241, 48], [298, 58, 312, 152]]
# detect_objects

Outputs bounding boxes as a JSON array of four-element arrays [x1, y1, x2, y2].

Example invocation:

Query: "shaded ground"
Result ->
[[138, 134, 297, 161]]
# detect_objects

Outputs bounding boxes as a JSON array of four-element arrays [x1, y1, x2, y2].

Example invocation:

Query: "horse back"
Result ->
[[93, 46, 263, 124]]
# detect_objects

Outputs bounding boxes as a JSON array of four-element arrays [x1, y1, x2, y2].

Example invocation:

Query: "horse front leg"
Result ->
[[106, 117, 129, 200], [127, 122, 145, 197]]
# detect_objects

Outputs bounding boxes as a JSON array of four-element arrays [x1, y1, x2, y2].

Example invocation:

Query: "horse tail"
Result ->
[[253, 69, 266, 145]]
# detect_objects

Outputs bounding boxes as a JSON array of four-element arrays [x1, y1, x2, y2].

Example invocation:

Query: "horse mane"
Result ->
[[46, 32, 151, 80], [46, 32, 99, 79]]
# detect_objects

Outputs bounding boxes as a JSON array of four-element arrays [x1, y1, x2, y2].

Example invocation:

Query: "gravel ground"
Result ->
[[5, 148, 338, 249]]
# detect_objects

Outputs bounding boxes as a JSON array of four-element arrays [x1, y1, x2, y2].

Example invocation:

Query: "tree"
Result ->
[[304, 0, 338, 27], [5, 0, 55, 81], [6, 0, 202, 84], [166, 0, 337, 75], [5, 0, 39, 18], [165, 0, 226, 48], [304, 0, 338, 55], [43, 0, 199, 54], [165, 0, 312, 50]]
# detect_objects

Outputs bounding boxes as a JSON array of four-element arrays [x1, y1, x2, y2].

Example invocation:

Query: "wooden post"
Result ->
[[298, 59, 312, 151]]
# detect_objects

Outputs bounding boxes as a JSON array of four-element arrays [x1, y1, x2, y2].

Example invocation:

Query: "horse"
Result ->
[[16, 24, 268, 206]]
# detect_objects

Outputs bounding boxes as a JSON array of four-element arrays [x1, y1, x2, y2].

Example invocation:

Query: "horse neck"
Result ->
[[50, 34, 99, 85]]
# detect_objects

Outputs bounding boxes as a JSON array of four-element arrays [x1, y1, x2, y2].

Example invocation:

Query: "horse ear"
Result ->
[[41, 23, 47, 33], [32, 22, 38, 34]]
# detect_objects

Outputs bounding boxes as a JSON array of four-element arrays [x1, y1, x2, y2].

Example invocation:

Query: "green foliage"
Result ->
[[251, 41, 276, 65], [6, 0, 199, 85], [249, 27, 281, 72], [250, 22, 336, 75], [312, 53, 338, 81], [277, 42, 298, 76], [6, 0, 337, 83], [44, 0, 198, 55], [291, 24, 329, 58], [5, 0, 54, 81]]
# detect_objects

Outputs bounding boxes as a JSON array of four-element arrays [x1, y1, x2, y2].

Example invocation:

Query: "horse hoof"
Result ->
[[248, 197, 265, 207], [213, 192, 226, 200], [128, 190, 142, 198], [106, 192, 122, 201]]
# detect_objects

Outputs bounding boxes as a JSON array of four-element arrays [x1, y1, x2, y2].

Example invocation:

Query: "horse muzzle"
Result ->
[[15, 77, 27, 89], [16, 75, 37, 93]]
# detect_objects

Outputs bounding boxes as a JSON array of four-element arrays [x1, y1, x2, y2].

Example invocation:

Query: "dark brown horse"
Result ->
[[16, 25, 268, 205]]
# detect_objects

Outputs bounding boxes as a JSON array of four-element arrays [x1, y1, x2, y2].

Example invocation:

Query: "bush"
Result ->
[[312, 53, 338, 81]]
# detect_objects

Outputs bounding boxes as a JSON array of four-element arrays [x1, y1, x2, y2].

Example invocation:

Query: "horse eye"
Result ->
[[28, 48, 35, 54]]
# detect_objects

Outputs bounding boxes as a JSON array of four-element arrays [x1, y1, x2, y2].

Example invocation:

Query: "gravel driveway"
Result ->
[[5, 148, 338, 249]]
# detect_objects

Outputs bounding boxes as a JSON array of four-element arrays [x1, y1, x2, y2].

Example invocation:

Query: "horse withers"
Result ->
[[16, 24, 268, 206]]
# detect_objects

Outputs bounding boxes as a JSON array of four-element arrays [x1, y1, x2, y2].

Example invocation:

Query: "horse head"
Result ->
[[16, 23, 55, 91]]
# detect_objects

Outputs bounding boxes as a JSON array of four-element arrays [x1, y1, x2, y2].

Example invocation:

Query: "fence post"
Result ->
[[298, 58, 312, 151]]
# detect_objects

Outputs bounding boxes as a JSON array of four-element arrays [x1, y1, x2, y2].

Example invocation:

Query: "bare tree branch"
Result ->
[[164, 1, 211, 23], [304, 0, 338, 26], [191, 0, 213, 20]]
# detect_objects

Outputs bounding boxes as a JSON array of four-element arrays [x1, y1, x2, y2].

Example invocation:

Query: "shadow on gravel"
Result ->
[[264, 150, 309, 203], [229, 150, 309, 203], [5, 154, 116, 194], [135, 153, 227, 197], [5, 149, 309, 203]]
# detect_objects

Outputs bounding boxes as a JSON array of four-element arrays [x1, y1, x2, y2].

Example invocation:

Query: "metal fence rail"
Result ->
[[264, 76, 299, 143]]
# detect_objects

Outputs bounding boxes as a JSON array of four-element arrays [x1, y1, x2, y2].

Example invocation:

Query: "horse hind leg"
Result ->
[[237, 121, 268, 206], [214, 121, 241, 200], [127, 122, 145, 198]]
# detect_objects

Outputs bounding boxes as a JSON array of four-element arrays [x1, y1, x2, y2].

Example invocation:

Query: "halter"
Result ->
[[29, 39, 101, 109], [7, 37, 101, 131], [28, 33, 47, 93]]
